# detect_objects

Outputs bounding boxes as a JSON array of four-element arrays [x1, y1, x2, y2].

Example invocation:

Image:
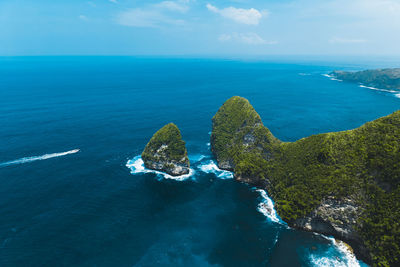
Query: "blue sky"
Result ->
[[1, 0, 400, 56]]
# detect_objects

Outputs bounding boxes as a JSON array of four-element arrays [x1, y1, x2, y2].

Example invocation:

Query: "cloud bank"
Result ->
[[206, 4, 265, 25]]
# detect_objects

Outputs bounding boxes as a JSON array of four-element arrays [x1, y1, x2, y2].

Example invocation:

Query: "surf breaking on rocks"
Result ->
[[126, 155, 195, 181]]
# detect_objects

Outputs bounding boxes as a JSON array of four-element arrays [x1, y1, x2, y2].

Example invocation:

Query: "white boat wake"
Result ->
[[0, 149, 80, 167]]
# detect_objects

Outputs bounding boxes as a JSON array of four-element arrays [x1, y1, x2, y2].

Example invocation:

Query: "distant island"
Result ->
[[211, 96, 400, 266], [330, 68, 400, 90], [142, 123, 190, 176]]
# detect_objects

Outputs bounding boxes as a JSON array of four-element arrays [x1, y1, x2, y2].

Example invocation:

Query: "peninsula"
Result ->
[[331, 68, 400, 90], [211, 96, 400, 266]]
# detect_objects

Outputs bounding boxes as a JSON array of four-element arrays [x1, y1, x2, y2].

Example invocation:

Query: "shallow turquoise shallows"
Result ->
[[0, 56, 398, 267]]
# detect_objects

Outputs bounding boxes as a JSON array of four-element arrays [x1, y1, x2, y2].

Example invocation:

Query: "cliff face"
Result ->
[[292, 197, 371, 259], [331, 68, 400, 90], [211, 96, 400, 266], [142, 123, 190, 176], [210, 96, 280, 174]]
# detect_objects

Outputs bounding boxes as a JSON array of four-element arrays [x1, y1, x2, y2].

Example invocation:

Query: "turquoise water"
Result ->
[[0, 57, 398, 266]]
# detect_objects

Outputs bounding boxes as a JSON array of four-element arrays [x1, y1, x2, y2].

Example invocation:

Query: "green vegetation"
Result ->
[[211, 96, 400, 266], [331, 68, 400, 90], [142, 123, 189, 166], [210, 96, 280, 170]]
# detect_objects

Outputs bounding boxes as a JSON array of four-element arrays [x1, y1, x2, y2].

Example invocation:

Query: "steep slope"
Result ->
[[211, 96, 400, 266], [142, 123, 190, 176]]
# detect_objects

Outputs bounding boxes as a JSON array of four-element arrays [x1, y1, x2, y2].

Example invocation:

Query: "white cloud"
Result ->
[[116, 0, 191, 28], [219, 32, 277, 45], [206, 4, 265, 25], [155, 1, 190, 13], [329, 37, 367, 44]]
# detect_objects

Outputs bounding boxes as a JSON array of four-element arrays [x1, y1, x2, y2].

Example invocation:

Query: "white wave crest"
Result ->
[[0, 149, 80, 167], [310, 235, 364, 267], [395, 93, 400, 98], [255, 189, 282, 224], [359, 84, 397, 93], [126, 155, 194, 181], [322, 74, 342, 82], [198, 160, 233, 179]]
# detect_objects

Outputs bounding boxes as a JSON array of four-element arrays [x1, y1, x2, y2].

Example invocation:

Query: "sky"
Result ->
[[1, 0, 400, 56]]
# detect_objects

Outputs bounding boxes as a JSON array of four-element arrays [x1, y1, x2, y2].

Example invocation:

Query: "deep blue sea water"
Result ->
[[0, 57, 399, 267]]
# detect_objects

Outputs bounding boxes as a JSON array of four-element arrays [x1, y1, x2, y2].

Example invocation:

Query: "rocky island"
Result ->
[[142, 123, 190, 176], [211, 96, 400, 266], [331, 68, 400, 90]]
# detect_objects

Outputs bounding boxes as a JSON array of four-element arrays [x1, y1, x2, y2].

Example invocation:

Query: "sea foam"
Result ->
[[359, 84, 397, 93], [310, 235, 365, 267], [126, 155, 194, 181], [198, 160, 233, 179], [254, 186, 363, 265], [0, 149, 80, 167], [322, 74, 342, 82], [255, 188, 284, 224]]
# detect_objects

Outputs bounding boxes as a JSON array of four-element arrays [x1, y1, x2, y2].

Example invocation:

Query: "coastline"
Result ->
[[237, 176, 370, 265]]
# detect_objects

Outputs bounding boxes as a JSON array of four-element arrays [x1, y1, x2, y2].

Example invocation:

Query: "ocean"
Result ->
[[0, 56, 399, 266]]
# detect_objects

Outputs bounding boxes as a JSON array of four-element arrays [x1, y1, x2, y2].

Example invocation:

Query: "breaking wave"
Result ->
[[359, 84, 397, 93], [310, 235, 366, 267], [0, 149, 80, 167], [254, 188, 284, 224], [322, 74, 342, 82], [126, 155, 194, 181], [198, 160, 233, 179], [359, 85, 400, 99]]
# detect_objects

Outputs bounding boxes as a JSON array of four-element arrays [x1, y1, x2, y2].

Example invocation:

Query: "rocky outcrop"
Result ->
[[292, 197, 371, 261], [211, 96, 400, 266], [293, 197, 360, 241], [330, 68, 400, 90], [142, 123, 190, 176]]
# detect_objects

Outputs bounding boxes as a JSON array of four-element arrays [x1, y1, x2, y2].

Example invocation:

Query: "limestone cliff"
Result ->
[[142, 123, 190, 176]]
